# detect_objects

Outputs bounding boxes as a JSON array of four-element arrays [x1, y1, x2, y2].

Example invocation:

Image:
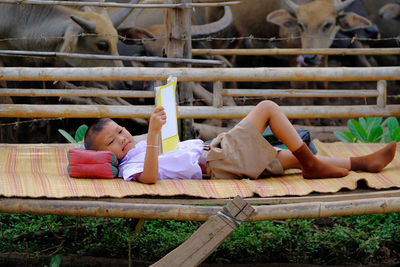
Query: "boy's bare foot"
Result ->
[[292, 143, 349, 179], [351, 141, 397, 173]]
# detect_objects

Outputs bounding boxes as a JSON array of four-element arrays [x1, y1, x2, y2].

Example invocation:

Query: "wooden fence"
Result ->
[[0, 66, 399, 119]]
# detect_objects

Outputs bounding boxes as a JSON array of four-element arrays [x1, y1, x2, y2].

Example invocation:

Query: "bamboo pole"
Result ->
[[0, 88, 155, 98], [1, 197, 400, 221], [192, 48, 400, 56], [377, 80, 387, 108], [0, 88, 379, 99], [0, 104, 399, 119], [0, 50, 223, 66], [213, 81, 223, 107], [0, 67, 399, 82], [103, 189, 400, 205], [223, 89, 379, 98], [0, 0, 240, 8]]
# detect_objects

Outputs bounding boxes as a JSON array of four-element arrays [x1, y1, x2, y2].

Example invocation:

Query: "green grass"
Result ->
[[1, 213, 400, 265]]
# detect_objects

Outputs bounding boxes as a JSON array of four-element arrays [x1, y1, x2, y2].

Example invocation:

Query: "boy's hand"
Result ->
[[148, 106, 166, 134]]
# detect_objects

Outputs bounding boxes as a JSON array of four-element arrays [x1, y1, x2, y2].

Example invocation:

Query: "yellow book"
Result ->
[[155, 77, 179, 154]]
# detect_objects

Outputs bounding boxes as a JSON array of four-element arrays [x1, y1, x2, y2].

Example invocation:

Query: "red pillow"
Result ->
[[68, 148, 118, 179]]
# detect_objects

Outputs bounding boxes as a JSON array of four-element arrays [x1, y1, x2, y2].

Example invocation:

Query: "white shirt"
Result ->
[[118, 139, 204, 181]]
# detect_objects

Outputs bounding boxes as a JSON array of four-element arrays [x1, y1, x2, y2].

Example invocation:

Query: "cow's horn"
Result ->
[[192, 6, 233, 36], [111, 0, 139, 28], [336, 0, 355, 13], [71, 15, 97, 33], [285, 0, 298, 13]]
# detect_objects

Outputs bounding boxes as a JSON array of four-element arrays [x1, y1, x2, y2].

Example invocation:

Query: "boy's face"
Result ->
[[93, 120, 135, 160]]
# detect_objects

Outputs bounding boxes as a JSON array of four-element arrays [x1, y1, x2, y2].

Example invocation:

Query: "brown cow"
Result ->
[[267, 0, 373, 66], [206, 0, 374, 67], [0, 3, 136, 67]]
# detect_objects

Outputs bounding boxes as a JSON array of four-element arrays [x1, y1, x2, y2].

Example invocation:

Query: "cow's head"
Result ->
[[60, 7, 135, 67], [267, 0, 373, 66], [379, 3, 400, 21]]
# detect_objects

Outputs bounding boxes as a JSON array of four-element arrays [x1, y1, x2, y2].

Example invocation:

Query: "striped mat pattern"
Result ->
[[0, 141, 399, 199]]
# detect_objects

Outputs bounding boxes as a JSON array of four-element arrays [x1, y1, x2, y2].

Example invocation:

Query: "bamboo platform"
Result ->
[[0, 66, 399, 221]]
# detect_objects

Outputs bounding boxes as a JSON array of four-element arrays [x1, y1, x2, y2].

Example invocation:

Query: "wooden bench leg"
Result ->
[[150, 195, 255, 267]]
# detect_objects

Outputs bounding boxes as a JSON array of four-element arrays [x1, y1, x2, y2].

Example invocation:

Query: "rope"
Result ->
[[217, 206, 244, 227]]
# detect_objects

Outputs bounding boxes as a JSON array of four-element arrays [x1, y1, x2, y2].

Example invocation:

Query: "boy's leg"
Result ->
[[244, 100, 303, 151], [245, 100, 348, 179], [277, 141, 396, 173]]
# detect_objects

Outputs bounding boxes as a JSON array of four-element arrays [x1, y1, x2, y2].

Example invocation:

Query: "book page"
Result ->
[[155, 77, 179, 153]]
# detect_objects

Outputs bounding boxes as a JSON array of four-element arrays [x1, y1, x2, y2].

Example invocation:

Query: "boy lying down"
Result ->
[[84, 100, 396, 184]]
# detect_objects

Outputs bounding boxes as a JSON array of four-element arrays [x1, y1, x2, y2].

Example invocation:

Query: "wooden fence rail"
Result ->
[[1, 104, 399, 119], [0, 67, 399, 82]]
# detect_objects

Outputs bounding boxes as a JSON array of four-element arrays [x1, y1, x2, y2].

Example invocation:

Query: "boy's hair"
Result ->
[[84, 118, 112, 150]]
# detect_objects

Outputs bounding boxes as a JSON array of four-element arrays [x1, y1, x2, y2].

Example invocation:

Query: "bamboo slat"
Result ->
[[223, 89, 379, 98], [0, 50, 223, 66], [102, 189, 400, 205], [0, 88, 155, 98], [0, 104, 399, 119], [192, 48, 400, 56], [0, 67, 398, 82], [1, 196, 400, 221], [0, 0, 240, 8], [0, 88, 378, 99], [377, 80, 387, 108]]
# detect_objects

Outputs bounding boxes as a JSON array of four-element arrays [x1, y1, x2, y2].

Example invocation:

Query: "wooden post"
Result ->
[[213, 81, 223, 108], [377, 80, 387, 108], [150, 195, 255, 267], [165, 0, 195, 140]]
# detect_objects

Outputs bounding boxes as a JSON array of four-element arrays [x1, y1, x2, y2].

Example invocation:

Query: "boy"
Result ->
[[84, 100, 397, 184]]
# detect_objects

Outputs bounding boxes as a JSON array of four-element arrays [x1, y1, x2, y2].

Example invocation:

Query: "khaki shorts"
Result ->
[[206, 118, 284, 179]]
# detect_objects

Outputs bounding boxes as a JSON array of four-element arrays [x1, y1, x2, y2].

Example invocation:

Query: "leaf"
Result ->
[[334, 131, 349, 142], [387, 117, 399, 135], [384, 131, 392, 143], [343, 131, 357, 143], [50, 255, 61, 267], [391, 127, 400, 142], [348, 119, 367, 143], [58, 129, 76, 143], [359, 117, 367, 130], [334, 131, 355, 143], [366, 117, 382, 133], [74, 124, 88, 143], [367, 126, 383, 143]]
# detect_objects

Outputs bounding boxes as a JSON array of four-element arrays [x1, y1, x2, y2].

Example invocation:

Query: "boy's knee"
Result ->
[[257, 100, 280, 112]]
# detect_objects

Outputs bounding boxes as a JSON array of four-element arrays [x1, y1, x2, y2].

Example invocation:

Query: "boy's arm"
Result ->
[[135, 106, 166, 184]]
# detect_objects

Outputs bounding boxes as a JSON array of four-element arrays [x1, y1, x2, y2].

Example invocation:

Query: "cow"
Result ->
[[115, 5, 233, 92], [379, 3, 400, 21], [117, 6, 233, 58], [266, 0, 374, 67], [205, 0, 375, 67], [362, 0, 399, 46], [0, 3, 136, 67]]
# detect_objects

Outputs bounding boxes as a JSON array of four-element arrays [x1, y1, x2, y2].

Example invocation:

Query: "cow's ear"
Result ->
[[337, 12, 373, 32], [267, 9, 297, 29], [118, 27, 155, 45], [60, 26, 79, 53]]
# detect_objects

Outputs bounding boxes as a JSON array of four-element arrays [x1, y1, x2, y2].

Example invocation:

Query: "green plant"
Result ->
[[382, 117, 400, 142], [44, 254, 61, 267], [334, 117, 400, 143], [58, 124, 88, 143]]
